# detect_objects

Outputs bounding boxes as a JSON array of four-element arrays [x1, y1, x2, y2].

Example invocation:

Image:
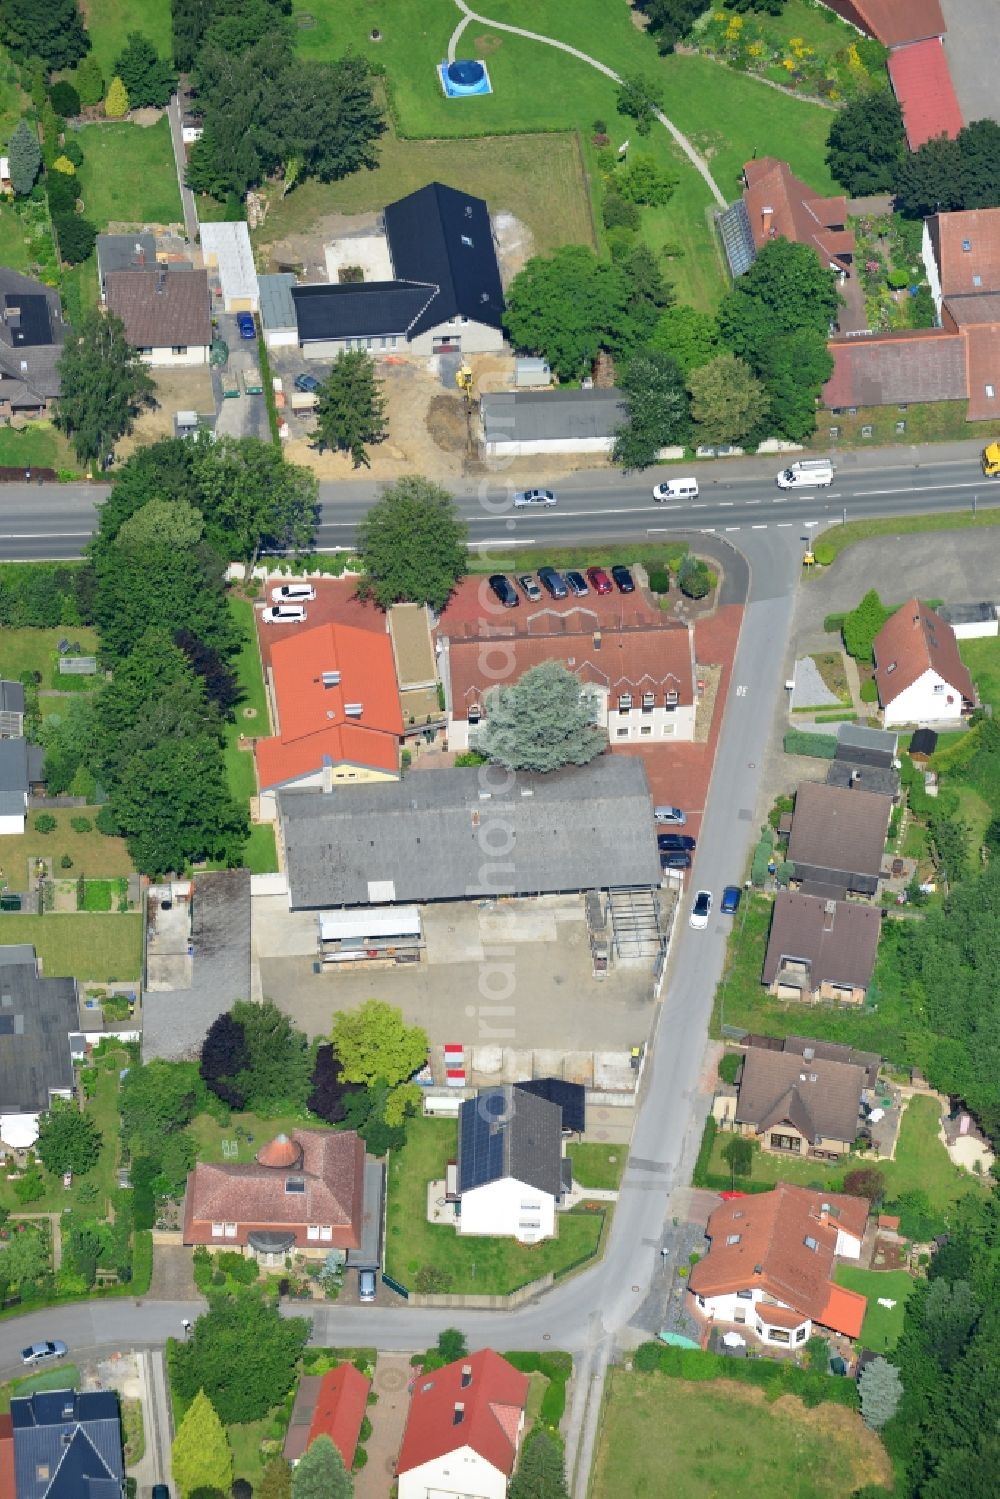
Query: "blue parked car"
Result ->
[[721, 885, 742, 915], [236, 312, 256, 339]]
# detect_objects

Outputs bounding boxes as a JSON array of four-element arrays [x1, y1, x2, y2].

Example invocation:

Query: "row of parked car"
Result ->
[[489, 564, 635, 607]]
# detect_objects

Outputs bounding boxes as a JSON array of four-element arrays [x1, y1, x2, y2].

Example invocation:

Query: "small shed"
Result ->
[[936, 601, 998, 639], [199, 220, 260, 312], [258, 272, 298, 349], [515, 357, 551, 388], [908, 727, 938, 765]]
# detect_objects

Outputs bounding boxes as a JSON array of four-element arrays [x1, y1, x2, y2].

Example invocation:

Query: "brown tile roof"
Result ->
[[105, 268, 211, 349], [762, 890, 881, 992], [836, 0, 945, 48], [962, 324, 1000, 421], [929, 209, 1000, 298], [743, 158, 852, 274], [943, 294, 1000, 327], [787, 781, 892, 882], [689, 1184, 869, 1326], [873, 598, 975, 708], [183, 1128, 366, 1249], [822, 330, 968, 409], [444, 615, 693, 717], [734, 1045, 868, 1147], [747, 1034, 881, 1090]]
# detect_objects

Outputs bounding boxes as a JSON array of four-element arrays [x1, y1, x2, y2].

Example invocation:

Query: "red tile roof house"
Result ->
[[688, 1184, 869, 1351], [440, 608, 696, 754], [283, 1364, 370, 1470], [817, 0, 945, 49], [741, 159, 860, 329], [873, 599, 975, 727], [396, 1349, 530, 1499], [182, 1129, 367, 1265], [255, 621, 403, 821], [887, 39, 962, 151]]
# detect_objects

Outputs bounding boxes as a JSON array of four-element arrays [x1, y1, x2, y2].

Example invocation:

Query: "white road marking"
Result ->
[[466, 539, 537, 548], [777, 522, 793, 527], [718, 501, 734, 507], [0, 532, 93, 538], [751, 524, 767, 529], [725, 527, 740, 532], [852, 480, 981, 498]]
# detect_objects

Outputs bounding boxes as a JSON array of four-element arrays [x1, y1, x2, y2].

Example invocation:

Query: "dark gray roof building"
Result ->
[[292, 281, 436, 343], [383, 181, 505, 337], [0, 945, 78, 1118], [481, 389, 626, 448], [258, 272, 298, 335], [835, 723, 898, 767], [0, 267, 67, 409], [458, 1085, 563, 1197], [826, 758, 900, 798], [733, 1046, 869, 1151], [0, 678, 24, 738], [0, 735, 29, 820], [515, 1077, 586, 1134], [11, 1388, 124, 1499], [787, 781, 892, 897], [95, 233, 156, 293], [278, 757, 661, 909]]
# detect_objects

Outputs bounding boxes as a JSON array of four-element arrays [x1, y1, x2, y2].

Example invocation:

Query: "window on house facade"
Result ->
[[618, 693, 632, 712], [737, 1289, 753, 1300], [616, 727, 628, 738], [224, 1222, 236, 1238], [211, 1222, 224, 1237], [640, 725, 652, 736], [733, 1308, 746, 1323], [769, 1327, 791, 1344], [665, 690, 678, 707], [172, 345, 187, 355], [319, 1226, 332, 1241], [518, 1220, 541, 1231], [795, 1326, 807, 1342], [642, 692, 654, 712], [307, 1225, 320, 1241], [662, 724, 675, 736]]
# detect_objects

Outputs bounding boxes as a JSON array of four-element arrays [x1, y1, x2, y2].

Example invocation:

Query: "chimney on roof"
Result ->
[[453, 1402, 465, 1425], [823, 900, 835, 932], [761, 205, 773, 236], [850, 769, 861, 788]]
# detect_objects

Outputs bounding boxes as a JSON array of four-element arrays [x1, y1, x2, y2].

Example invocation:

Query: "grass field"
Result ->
[[567, 1143, 625, 1190], [190, 1110, 314, 1164], [813, 506, 1000, 565], [467, 540, 688, 575], [385, 1116, 605, 1294], [0, 625, 98, 682], [257, 124, 597, 261], [0, 422, 78, 474], [0, 912, 141, 980], [960, 636, 1000, 714], [591, 1371, 892, 1499], [833, 1266, 913, 1352], [289, 0, 838, 311], [0, 1365, 80, 1414], [222, 595, 279, 873], [76, 118, 182, 228], [0, 202, 30, 273], [0, 813, 132, 884], [80, 0, 174, 82]]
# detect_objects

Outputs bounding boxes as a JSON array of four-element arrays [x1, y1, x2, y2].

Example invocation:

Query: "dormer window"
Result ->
[[665, 690, 678, 707], [642, 691, 655, 712], [726, 1233, 741, 1245], [285, 1176, 305, 1194], [618, 693, 632, 713]]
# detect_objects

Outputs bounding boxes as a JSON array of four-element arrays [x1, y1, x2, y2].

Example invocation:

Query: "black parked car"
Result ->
[[488, 574, 519, 608], [657, 833, 696, 852], [565, 570, 589, 596], [660, 851, 691, 870], [537, 566, 569, 600], [611, 564, 635, 593]]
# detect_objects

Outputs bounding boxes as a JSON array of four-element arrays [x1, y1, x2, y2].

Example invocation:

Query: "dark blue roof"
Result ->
[[12, 1389, 124, 1499], [5, 293, 53, 347], [457, 1085, 563, 1197], [515, 1077, 586, 1133], [458, 1090, 505, 1192], [291, 281, 436, 342], [384, 182, 505, 336]]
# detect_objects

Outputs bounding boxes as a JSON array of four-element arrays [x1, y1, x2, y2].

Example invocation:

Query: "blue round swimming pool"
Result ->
[[446, 59, 487, 93]]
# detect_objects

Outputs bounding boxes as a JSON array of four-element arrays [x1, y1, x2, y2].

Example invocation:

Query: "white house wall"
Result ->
[[922, 221, 943, 321], [882, 667, 965, 726], [398, 1446, 508, 1499], [264, 327, 298, 350], [950, 618, 998, 639], [608, 702, 695, 744], [696, 1288, 812, 1348], [834, 1227, 863, 1259], [484, 436, 614, 458], [407, 318, 505, 357], [0, 809, 25, 835], [459, 1176, 555, 1242], [139, 344, 209, 368]]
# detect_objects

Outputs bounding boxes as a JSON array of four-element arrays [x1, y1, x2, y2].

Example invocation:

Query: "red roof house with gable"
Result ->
[[887, 39, 962, 150], [255, 621, 403, 814], [283, 1364, 370, 1469], [397, 1349, 530, 1499]]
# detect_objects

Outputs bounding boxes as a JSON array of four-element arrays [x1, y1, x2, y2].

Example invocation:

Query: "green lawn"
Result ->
[[76, 118, 182, 228], [591, 1370, 892, 1499], [0, 1365, 80, 1414], [0, 912, 141, 980], [190, 1109, 317, 1164], [0, 201, 30, 273], [468, 540, 688, 575], [707, 1096, 982, 1217], [0, 421, 79, 475], [78, 0, 174, 82], [385, 1116, 606, 1295], [0, 625, 98, 682], [289, 0, 838, 311], [813, 506, 1000, 566], [833, 1266, 913, 1353], [0, 1050, 125, 1216], [0, 809, 133, 883], [567, 1142, 625, 1190], [256, 123, 597, 263], [960, 636, 1000, 715], [226, 1415, 273, 1491], [222, 594, 279, 872], [60, 253, 101, 331]]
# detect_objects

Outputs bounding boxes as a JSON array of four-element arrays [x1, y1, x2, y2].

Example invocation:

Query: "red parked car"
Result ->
[[586, 566, 613, 594]]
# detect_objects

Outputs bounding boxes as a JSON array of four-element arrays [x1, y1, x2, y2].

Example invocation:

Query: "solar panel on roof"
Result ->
[[716, 200, 756, 279]]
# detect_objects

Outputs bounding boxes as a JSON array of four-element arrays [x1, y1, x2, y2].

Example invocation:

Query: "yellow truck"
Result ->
[[982, 441, 1000, 477]]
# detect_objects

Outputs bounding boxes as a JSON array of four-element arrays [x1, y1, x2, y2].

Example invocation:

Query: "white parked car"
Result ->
[[22, 1340, 67, 1365], [270, 582, 316, 603], [689, 890, 712, 930], [261, 604, 307, 624], [512, 488, 557, 508]]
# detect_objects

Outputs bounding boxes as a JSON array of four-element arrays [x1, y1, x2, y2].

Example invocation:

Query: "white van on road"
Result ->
[[776, 460, 834, 489], [653, 477, 699, 502]]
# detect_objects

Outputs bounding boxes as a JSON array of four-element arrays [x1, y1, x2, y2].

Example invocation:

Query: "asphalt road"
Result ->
[[1, 444, 998, 562]]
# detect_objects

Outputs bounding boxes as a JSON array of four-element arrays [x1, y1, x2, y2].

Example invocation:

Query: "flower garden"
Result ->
[[694, 5, 886, 102]]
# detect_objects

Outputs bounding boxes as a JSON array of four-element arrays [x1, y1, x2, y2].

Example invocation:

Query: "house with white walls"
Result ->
[[873, 598, 975, 726], [396, 1349, 529, 1499], [688, 1184, 868, 1349], [454, 1085, 565, 1243]]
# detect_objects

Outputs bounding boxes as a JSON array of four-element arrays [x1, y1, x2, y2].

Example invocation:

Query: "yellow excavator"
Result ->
[[982, 441, 1000, 477]]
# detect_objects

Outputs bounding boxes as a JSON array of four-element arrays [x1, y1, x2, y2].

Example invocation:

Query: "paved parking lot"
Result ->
[[213, 310, 269, 441], [257, 894, 658, 1053]]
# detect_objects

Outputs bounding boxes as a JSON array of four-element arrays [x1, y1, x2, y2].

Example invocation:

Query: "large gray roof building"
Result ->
[[12, 1388, 124, 1499], [278, 756, 661, 909], [458, 1085, 563, 1198], [0, 945, 79, 1120]]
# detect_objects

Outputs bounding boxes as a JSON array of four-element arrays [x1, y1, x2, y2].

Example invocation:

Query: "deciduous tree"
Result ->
[[330, 1000, 427, 1090], [36, 1098, 101, 1176], [504, 246, 634, 381], [612, 350, 689, 470], [56, 310, 154, 467], [313, 350, 387, 468], [649, 305, 719, 374], [479, 660, 606, 774], [841, 589, 892, 663], [120, 1059, 208, 1149], [687, 354, 770, 447], [7, 118, 41, 196], [113, 32, 176, 108], [842, 1167, 887, 1208], [0, 0, 90, 69], [171, 1390, 233, 1499], [718, 238, 840, 369], [259, 1457, 293, 1499], [75, 54, 104, 107], [355, 475, 467, 611], [291, 1435, 352, 1499], [172, 1294, 310, 1424], [755, 329, 833, 443], [308, 1044, 361, 1125], [826, 91, 906, 196], [616, 72, 664, 135], [721, 1135, 753, 1185]]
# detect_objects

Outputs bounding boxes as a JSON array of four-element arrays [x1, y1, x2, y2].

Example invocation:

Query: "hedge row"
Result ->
[[505, 1351, 571, 1425], [632, 1343, 859, 1408]]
